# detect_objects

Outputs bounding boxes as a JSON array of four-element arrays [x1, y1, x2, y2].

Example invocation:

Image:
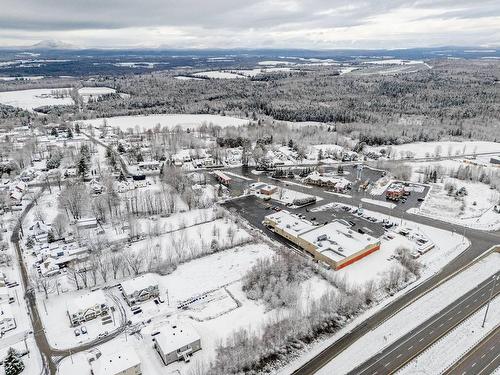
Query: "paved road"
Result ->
[[444, 327, 500, 375], [220, 167, 500, 375], [346, 273, 500, 375]]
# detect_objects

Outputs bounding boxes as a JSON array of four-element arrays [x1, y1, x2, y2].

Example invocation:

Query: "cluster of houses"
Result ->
[[63, 273, 201, 373], [28, 218, 100, 277]]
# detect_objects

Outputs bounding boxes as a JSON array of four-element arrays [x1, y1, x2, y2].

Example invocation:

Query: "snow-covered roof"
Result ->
[[121, 274, 158, 296], [91, 347, 140, 375], [300, 221, 379, 262], [66, 290, 107, 315], [265, 210, 315, 236], [154, 322, 200, 355]]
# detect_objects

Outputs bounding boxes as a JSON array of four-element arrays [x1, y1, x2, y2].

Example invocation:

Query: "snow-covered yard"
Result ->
[[36, 289, 121, 349]]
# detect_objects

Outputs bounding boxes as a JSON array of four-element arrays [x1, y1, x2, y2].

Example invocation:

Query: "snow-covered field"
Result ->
[[0, 86, 122, 110], [313, 252, 499, 375], [76, 113, 250, 132], [367, 141, 500, 159], [0, 88, 73, 110], [193, 71, 246, 79], [410, 178, 500, 231], [400, 295, 499, 374]]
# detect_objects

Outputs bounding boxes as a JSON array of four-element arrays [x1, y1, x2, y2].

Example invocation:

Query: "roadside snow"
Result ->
[[193, 71, 246, 79]]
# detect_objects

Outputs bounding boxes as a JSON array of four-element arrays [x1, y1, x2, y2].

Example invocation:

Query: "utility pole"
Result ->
[[482, 274, 499, 328]]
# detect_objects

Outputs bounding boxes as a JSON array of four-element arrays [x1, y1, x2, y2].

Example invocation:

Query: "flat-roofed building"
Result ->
[[91, 347, 141, 375], [263, 210, 380, 269], [153, 322, 201, 365]]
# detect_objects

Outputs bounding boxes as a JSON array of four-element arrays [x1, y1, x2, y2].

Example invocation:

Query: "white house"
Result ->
[[67, 290, 109, 326], [90, 347, 141, 375], [121, 274, 159, 306], [153, 322, 201, 365]]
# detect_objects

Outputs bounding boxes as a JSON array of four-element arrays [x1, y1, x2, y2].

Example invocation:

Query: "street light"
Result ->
[[482, 274, 499, 328]]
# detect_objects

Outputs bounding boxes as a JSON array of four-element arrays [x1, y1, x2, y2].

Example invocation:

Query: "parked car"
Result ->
[[74, 328, 81, 337], [81, 326, 87, 334]]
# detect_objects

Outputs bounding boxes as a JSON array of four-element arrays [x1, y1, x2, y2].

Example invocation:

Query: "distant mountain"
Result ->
[[29, 40, 78, 50]]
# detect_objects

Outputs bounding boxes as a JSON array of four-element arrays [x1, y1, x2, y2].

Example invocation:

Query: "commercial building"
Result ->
[[121, 274, 159, 306], [67, 290, 109, 326], [213, 170, 231, 185], [385, 182, 406, 201], [153, 322, 201, 365], [303, 172, 352, 192], [91, 347, 142, 375], [263, 210, 380, 270]]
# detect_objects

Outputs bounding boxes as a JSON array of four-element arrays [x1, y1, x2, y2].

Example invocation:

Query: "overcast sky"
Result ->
[[1, 0, 499, 48]]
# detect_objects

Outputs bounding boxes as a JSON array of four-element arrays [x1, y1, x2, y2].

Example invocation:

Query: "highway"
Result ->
[[346, 273, 500, 375], [444, 326, 500, 375]]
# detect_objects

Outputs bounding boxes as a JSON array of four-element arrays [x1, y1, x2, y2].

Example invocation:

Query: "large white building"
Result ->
[[91, 347, 141, 375], [66, 290, 109, 326], [263, 210, 381, 269], [153, 322, 201, 366]]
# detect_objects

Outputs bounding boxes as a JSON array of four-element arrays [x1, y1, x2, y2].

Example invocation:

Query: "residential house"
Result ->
[[153, 322, 201, 365], [67, 290, 109, 326], [90, 347, 142, 375], [121, 274, 159, 306]]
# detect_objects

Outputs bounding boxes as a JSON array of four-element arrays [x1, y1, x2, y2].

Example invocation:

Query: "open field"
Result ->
[[76, 113, 250, 131]]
